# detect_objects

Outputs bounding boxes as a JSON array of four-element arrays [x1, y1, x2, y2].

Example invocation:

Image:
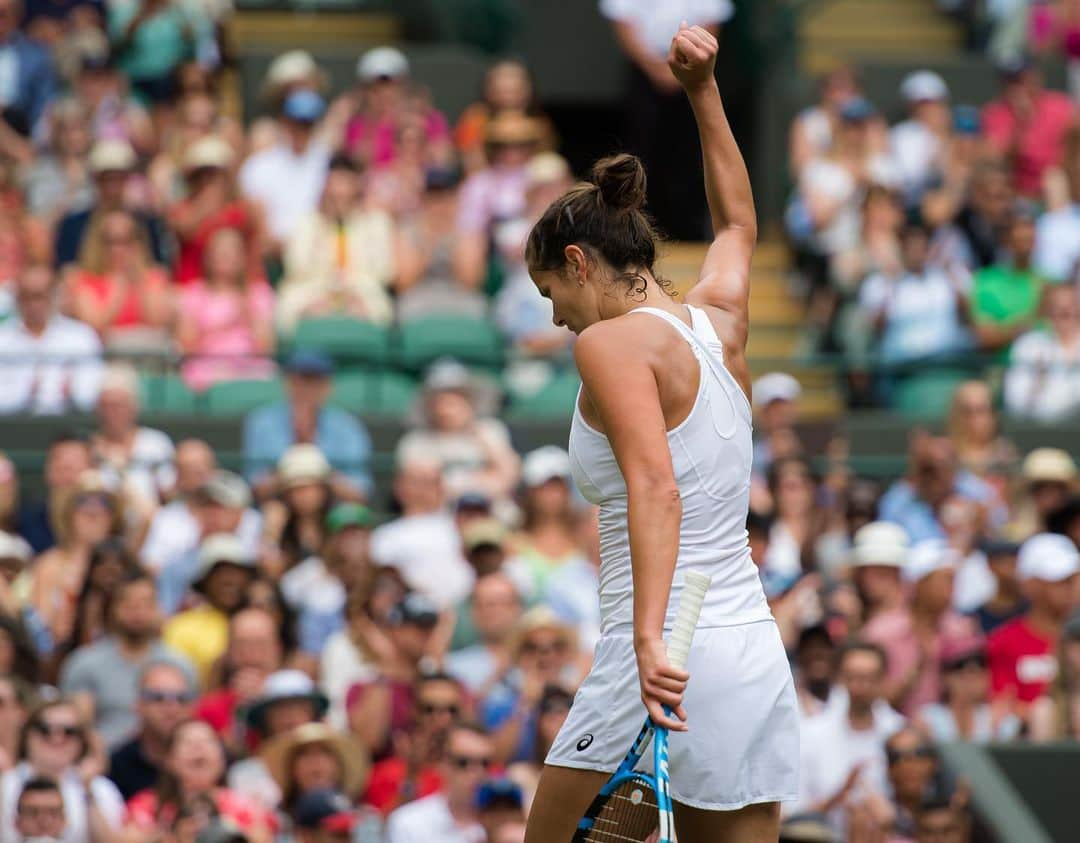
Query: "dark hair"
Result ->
[[104, 570, 156, 626], [525, 153, 670, 300], [67, 539, 142, 652], [17, 776, 62, 810], [766, 456, 816, 499], [19, 698, 88, 763], [837, 639, 889, 675], [241, 574, 298, 656], [328, 153, 360, 174], [156, 720, 226, 823], [0, 615, 40, 684]]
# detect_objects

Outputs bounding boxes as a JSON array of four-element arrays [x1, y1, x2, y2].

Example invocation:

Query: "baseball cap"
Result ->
[[752, 372, 801, 409], [195, 819, 248, 843], [89, 139, 136, 174], [284, 348, 334, 377], [851, 522, 909, 568], [197, 533, 251, 571], [0, 532, 31, 564], [840, 97, 875, 123], [455, 491, 492, 514], [1022, 448, 1077, 484], [356, 46, 409, 82], [1017, 533, 1080, 582], [424, 358, 471, 393], [292, 788, 359, 831], [900, 70, 948, 103], [997, 53, 1033, 80], [475, 778, 524, 811], [387, 592, 439, 628], [522, 446, 572, 487], [265, 50, 319, 88], [278, 444, 331, 488], [326, 502, 376, 533], [282, 89, 326, 123], [903, 539, 959, 583], [199, 471, 251, 509], [183, 135, 234, 173], [980, 538, 1020, 558], [463, 518, 508, 552]]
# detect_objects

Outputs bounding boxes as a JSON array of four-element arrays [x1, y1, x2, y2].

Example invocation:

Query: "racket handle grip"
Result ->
[[666, 571, 711, 671]]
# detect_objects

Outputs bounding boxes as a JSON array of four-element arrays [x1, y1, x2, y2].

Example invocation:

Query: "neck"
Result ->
[[913, 601, 943, 627], [1027, 606, 1062, 638], [446, 790, 477, 823], [139, 729, 170, 763], [23, 319, 48, 337], [114, 633, 152, 659], [100, 427, 133, 446], [848, 703, 875, 731]]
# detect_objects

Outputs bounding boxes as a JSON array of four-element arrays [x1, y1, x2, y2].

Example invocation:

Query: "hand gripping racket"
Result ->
[[572, 571, 712, 843]]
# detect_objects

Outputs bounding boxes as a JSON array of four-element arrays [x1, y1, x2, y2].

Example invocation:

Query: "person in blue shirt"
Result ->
[[244, 350, 373, 499], [0, 0, 59, 138]]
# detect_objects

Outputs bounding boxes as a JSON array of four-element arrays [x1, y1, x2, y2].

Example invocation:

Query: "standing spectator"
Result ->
[[445, 572, 523, 694], [244, 350, 373, 498], [891, 71, 952, 205], [1034, 124, 1080, 282], [13, 776, 66, 842], [60, 572, 192, 751], [1029, 613, 1080, 740], [972, 540, 1030, 635], [138, 440, 215, 575], [0, 0, 58, 138], [108, 660, 197, 800], [850, 521, 910, 624], [751, 372, 804, 486], [240, 89, 330, 250], [982, 56, 1076, 197], [1004, 282, 1080, 421], [987, 533, 1079, 708], [945, 381, 1018, 499], [90, 363, 176, 507], [932, 160, 1013, 273], [176, 226, 276, 391], [62, 207, 173, 350], [789, 66, 860, 177], [16, 432, 91, 554], [384, 722, 491, 843], [22, 98, 94, 223], [863, 540, 982, 716], [0, 264, 103, 416]]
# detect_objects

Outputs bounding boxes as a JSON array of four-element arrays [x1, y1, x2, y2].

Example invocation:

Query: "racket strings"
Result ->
[[581, 780, 660, 843]]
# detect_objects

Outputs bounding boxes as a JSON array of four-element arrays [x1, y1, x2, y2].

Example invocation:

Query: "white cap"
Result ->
[[99, 362, 140, 400], [526, 152, 571, 187], [851, 521, 909, 568], [197, 532, 251, 571], [260, 669, 318, 702], [0, 532, 31, 564], [752, 372, 801, 409], [901, 70, 949, 103], [183, 135, 235, 172], [903, 539, 959, 583], [1018, 533, 1080, 582], [1022, 448, 1077, 484], [523, 446, 572, 487], [278, 444, 331, 488], [356, 46, 409, 82], [200, 470, 251, 509], [89, 139, 136, 174], [265, 50, 319, 88], [424, 358, 471, 393]]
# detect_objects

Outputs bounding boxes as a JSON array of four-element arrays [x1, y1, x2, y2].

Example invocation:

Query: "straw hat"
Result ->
[[261, 722, 370, 798], [183, 135, 235, 173], [277, 444, 331, 489], [507, 606, 577, 660]]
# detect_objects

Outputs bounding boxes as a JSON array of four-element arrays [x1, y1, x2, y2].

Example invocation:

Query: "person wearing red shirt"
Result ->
[[987, 533, 1079, 708], [981, 57, 1076, 197]]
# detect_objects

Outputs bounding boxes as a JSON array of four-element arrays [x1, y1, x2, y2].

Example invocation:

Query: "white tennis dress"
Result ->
[[545, 304, 800, 810]]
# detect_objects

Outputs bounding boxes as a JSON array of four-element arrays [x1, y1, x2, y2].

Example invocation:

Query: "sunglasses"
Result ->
[[521, 640, 568, 656], [32, 722, 81, 740], [419, 702, 460, 717], [141, 689, 194, 705], [887, 745, 934, 764], [449, 754, 492, 771]]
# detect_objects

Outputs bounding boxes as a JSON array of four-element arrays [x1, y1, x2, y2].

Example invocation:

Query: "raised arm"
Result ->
[[670, 26, 757, 328]]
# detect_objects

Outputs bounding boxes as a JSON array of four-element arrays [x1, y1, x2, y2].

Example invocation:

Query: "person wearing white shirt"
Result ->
[[1033, 202, 1080, 283], [890, 71, 950, 205], [1004, 283, 1080, 421], [139, 440, 216, 573], [239, 89, 330, 247], [0, 264, 103, 415], [385, 723, 491, 843]]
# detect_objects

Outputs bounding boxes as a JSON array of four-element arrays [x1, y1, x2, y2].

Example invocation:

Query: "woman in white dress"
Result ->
[[523, 25, 798, 843]]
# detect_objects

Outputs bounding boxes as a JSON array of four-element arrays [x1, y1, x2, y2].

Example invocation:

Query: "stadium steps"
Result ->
[[798, 0, 965, 74], [226, 9, 399, 49]]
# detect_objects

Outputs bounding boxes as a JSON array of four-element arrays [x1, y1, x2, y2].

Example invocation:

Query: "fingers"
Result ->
[[645, 698, 688, 732]]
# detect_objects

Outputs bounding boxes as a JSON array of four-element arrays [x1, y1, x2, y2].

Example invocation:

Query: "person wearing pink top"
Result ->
[[176, 228, 276, 392], [862, 540, 982, 717], [981, 57, 1076, 197]]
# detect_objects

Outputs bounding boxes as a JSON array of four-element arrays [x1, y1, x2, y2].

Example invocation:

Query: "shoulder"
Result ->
[[135, 427, 174, 452], [575, 316, 651, 362], [1010, 329, 1050, 357], [54, 315, 101, 346], [389, 793, 446, 825]]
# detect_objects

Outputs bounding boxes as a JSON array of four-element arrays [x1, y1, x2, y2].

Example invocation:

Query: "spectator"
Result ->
[[176, 226, 276, 391], [884, 728, 942, 839], [850, 521, 909, 624], [0, 673, 28, 770], [762, 457, 820, 592], [987, 533, 1079, 708], [0, 264, 104, 416], [290, 786, 380, 843], [1029, 612, 1080, 740], [982, 56, 1076, 197], [0, 0, 58, 139], [139, 440, 215, 574], [751, 372, 804, 488], [0, 615, 38, 687], [16, 432, 91, 554], [60, 571, 192, 750], [244, 350, 374, 499], [446, 572, 523, 694], [945, 381, 1018, 499], [72, 47, 154, 156], [503, 684, 571, 810], [63, 537, 140, 653], [384, 721, 491, 843], [162, 533, 257, 687], [969, 206, 1045, 354], [169, 135, 263, 287], [397, 359, 520, 505], [913, 797, 969, 843], [0, 531, 31, 618], [240, 89, 330, 249], [789, 65, 860, 177], [475, 777, 525, 843], [1008, 448, 1077, 541], [891, 71, 952, 205], [13, 776, 66, 842], [260, 444, 334, 578], [863, 540, 982, 715], [22, 98, 94, 223], [62, 207, 173, 350], [931, 160, 1012, 273], [53, 139, 170, 268], [0, 454, 17, 533], [122, 718, 273, 841], [972, 539, 1029, 634], [792, 624, 837, 719], [260, 722, 368, 818], [1033, 123, 1080, 282], [1004, 282, 1080, 421], [544, 507, 603, 650], [90, 363, 176, 507], [369, 455, 474, 609], [277, 154, 404, 333], [250, 49, 325, 150], [0, 698, 125, 841], [108, 659, 197, 800], [0, 176, 49, 321]]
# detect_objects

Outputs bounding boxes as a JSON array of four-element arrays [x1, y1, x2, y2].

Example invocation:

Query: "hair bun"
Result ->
[[591, 153, 647, 212]]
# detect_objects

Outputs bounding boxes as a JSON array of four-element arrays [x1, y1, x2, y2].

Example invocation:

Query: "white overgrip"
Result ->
[[666, 571, 711, 671]]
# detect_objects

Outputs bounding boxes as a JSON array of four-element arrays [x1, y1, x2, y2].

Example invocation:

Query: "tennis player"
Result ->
[[522, 24, 799, 843]]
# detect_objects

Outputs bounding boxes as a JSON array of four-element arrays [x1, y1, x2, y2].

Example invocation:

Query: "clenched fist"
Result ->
[[668, 23, 719, 92]]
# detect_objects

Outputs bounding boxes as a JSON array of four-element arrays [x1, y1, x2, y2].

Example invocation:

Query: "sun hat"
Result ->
[[263, 723, 369, 798], [278, 444, 331, 489], [851, 522, 910, 569], [243, 670, 330, 733]]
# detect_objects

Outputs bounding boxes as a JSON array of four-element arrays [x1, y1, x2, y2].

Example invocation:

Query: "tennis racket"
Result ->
[[571, 571, 712, 843]]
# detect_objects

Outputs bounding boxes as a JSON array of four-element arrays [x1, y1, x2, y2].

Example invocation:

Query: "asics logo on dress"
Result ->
[[576, 734, 594, 751]]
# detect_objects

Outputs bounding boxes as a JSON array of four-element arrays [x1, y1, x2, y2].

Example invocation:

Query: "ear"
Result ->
[[563, 244, 588, 282]]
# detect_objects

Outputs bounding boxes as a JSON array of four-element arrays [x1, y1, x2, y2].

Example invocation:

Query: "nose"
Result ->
[[552, 311, 564, 328]]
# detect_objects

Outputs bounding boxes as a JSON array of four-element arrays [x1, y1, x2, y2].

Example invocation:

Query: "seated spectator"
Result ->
[[122, 719, 273, 841], [240, 89, 330, 250], [261, 723, 369, 819], [891, 71, 952, 206], [762, 457, 820, 592], [248, 49, 327, 154], [883, 728, 943, 839], [397, 360, 520, 505], [277, 154, 404, 333], [0, 673, 28, 771], [789, 66, 860, 177], [0, 0, 58, 141], [857, 220, 973, 369], [982, 56, 1075, 197], [292, 786, 383, 842], [913, 797, 970, 843], [13, 775, 66, 841], [970, 206, 1045, 354], [71, 47, 154, 155], [138, 440, 215, 574], [63, 538, 141, 653], [54, 139, 170, 268], [918, 103, 983, 233], [791, 624, 837, 719], [987, 533, 1079, 710], [108, 660, 197, 800], [260, 445, 334, 577], [475, 777, 525, 843], [1007, 448, 1077, 541], [60, 572, 192, 751], [0, 697, 125, 841], [1030, 612, 1080, 740], [16, 432, 91, 554], [176, 226, 276, 391], [0, 617, 38, 685], [0, 180, 50, 322], [244, 350, 374, 498], [446, 572, 523, 694], [0, 264, 104, 416], [830, 184, 905, 306], [162, 534, 257, 688], [149, 90, 241, 206], [90, 364, 176, 508], [369, 455, 474, 609], [931, 160, 1012, 273], [972, 539, 1029, 635], [1034, 124, 1080, 283], [1004, 281, 1080, 421], [384, 722, 491, 843], [0, 531, 31, 618], [946, 381, 1018, 503], [751, 372, 804, 494], [545, 507, 602, 649], [22, 98, 93, 223], [504, 685, 571, 811], [850, 521, 909, 624], [169, 135, 263, 287]]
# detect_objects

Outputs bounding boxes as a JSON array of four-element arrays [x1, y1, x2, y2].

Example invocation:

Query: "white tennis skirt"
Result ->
[[546, 619, 800, 811]]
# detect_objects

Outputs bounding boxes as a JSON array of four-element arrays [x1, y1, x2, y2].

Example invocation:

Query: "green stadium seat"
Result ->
[[892, 369, 973, 420], [332, 371, 418, 415], [139, 373, 197, 413], [396, 316, 504, 373], [205, 378, 286, 415], [508, 369, 581, 419], [290, 318, 391, 366]]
